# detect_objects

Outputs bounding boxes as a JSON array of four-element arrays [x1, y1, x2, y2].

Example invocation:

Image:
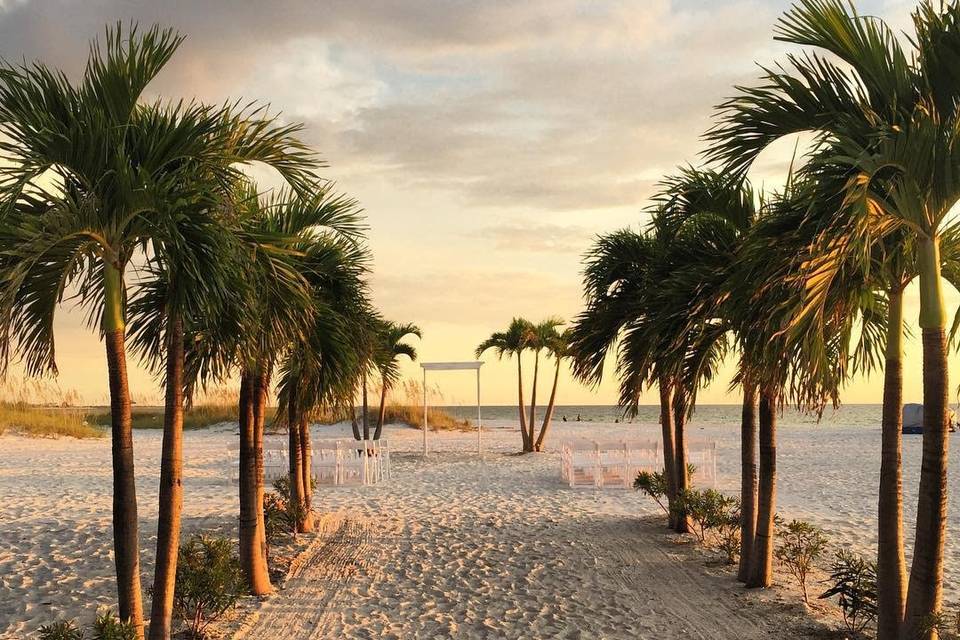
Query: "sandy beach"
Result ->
[[1, 417, 957, 638]]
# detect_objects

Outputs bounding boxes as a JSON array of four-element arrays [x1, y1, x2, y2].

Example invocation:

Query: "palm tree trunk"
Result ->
[[673, 391, 691, 534], [534, 358, 561, 452], [877, 288, 906, 640], [374, 384, 387, 440], [252, 368, 271, 577], [528, 350, 540, 451], [299, 416, 314, 533], [737, 382, 758, 583], [658, 379, 677, 528], [238, 370, 271, 595], [351, 408, 362, 440], [103, 263, 144, 637], [516, 354, 530, 452], [361, 371, 370, 441], [148, 315, 184, 640], [904, 237, 949, 640], [747, 385, 777, 589], [287, 395, 306, 534]]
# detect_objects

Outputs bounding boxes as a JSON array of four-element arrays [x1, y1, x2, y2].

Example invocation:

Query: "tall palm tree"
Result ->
[[373, 321, 421, 440], [127, 149, 332, 636], [0, 24, 316, 635], [704, 2, 960, 632], [476, 318, 536, 452], [534, 328, 570, 452]]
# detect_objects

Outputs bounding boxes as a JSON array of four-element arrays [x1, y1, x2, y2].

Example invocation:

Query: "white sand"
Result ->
[[0, 417, 956, 638]]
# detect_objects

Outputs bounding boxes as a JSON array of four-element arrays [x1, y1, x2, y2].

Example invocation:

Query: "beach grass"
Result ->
[[0, 404, 104, 438]]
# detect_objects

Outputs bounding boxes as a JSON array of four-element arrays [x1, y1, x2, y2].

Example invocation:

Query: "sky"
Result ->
[[0, 0, 951, 408]]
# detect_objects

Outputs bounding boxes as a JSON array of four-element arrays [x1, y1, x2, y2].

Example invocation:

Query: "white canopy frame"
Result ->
[[421, 361, 483, 456]]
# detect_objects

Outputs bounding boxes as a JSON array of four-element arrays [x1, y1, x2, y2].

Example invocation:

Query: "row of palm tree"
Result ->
[[476, 317, 569, 452], [572, 1, 960, 638], [0, 24, 415, 639]]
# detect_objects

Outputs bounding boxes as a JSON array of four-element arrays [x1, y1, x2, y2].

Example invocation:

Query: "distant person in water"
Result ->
[[562, 415, 567, 422], [576, 413, 581, 422]]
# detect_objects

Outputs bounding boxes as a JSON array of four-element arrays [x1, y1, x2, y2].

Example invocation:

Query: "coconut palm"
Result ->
[[373, 321, 421, 440], [476, 318, 536, 452], [704, 2, 960, 632], [533, 328, 570, 452], [0, 24, 314, 635]]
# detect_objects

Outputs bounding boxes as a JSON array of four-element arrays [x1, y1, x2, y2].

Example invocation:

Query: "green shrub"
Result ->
[[712, 498, 741, 564], [633, 470, 670, 514], [90, 610, 136, 640], [38, 620, 85, 640], [922, 611, 960, 639], [819, 549, 877, 636], [672, 488, 738, 544], [775, 520, 827, 604], [264, 475, 313, 547], [174, 534, 247, 639]]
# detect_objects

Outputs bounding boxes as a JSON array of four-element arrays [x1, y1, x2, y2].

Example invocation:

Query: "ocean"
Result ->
[[439, 403, 893, 428]]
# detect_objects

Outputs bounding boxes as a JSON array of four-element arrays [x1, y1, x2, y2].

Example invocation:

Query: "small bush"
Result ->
[[634, 470, 669, 514], [922, 611, 960, 639], [819, 549, 878, 636], [775, 520, 827, 604], [713, 499, 741, 564], [39, 620, 85, 640], [672, 489, 739, 544], [90, 610, 136, 640], [174, 534, 247, 639]]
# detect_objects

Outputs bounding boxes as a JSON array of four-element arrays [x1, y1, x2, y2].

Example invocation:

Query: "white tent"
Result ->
[[421, 361, 483, 456]]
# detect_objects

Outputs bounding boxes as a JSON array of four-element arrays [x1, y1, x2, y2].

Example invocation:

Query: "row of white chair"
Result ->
[[230, 437, 391, 487], [560, 438, 717, 489]]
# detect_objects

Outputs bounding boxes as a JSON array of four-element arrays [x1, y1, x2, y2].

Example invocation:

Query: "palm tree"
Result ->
[[184, 180, 362, 592], [0, 24, 316, 635], [277, 236, 371, 533], [476, 318, 536, 452], [373, 321, 421, 440], [652, 167, 757, 568], [569, 228, 681, 518], [569, 218, 729, 532], [524, 318, 563, 450], [533, 328, 570, 452], [704, 2, 960, 632]]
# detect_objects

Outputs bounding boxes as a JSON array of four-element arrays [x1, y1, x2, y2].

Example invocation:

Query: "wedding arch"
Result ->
[[420, 361, 483, 456]]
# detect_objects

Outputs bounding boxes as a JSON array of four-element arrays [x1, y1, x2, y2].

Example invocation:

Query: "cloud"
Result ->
[[476, 223, 595, 254]]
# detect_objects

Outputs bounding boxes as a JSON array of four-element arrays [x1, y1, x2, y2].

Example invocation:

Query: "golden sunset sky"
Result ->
[[0, 0, 953, 407]]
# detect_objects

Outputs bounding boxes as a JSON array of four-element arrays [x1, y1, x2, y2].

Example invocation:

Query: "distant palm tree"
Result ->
[[373, 321, 421, 440], [533, 328, 570, 452], [525, 318, 564, 447], [476, 318, 535, 452]]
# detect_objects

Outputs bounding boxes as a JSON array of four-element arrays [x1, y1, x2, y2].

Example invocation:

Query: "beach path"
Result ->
[[234, 440, 828, 640]]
